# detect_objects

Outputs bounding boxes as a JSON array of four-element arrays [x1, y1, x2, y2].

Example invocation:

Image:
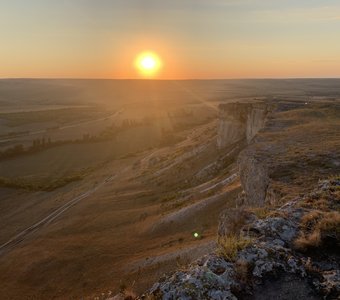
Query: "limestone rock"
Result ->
[[144, 180, 340, 300], [238, 152, 269, 207], [217, 102, 268, 149]]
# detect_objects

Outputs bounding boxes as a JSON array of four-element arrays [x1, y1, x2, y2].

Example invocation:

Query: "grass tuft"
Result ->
[[217, 235, 252, 261], [294, 210, 340, 251]]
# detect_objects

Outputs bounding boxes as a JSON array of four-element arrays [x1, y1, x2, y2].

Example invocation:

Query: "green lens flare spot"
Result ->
[[193, 232, 199, 238]]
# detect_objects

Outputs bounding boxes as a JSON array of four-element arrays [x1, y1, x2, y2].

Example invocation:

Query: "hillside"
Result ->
[[0, 81, 339, 300], [130, 100, 340, 299]]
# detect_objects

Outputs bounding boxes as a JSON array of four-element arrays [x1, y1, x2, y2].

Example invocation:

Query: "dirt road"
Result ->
[[0, 173, 117, 256]]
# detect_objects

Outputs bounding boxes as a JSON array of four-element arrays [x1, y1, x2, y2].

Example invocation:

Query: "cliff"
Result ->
[[238, 101, 340, 208], [216, 101, 271, 207], [217, 102, 268, 149], [138, 100, 340, 300]]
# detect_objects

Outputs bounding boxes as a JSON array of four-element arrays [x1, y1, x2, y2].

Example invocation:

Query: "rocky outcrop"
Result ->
[[236, 101, 340, 208], [246, 104, 268, 143], [217, 102, 268, 149], [143, 179, 340, 300], [138, 101, 340, 300], [216, 101, 270, 207], [237, 152, 270, 207]]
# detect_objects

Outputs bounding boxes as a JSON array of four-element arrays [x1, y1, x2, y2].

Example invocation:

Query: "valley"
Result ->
[[0, 79, 339, 299]]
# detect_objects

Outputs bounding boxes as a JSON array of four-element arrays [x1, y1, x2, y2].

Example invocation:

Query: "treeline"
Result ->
[[0, 130, 30, 139], [0, 138, 61, 160], [0, 173, 85, 191], [0, 118, 147, 161], [0, 107, 110, 127]]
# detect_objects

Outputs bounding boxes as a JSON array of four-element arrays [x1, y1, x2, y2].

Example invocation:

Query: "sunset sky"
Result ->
[[1, 0, 340, 79]]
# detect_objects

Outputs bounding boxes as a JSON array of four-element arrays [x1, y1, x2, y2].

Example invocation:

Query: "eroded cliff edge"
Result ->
[[137, 100, 340, 300], [238, 100, 340, 208], [217, 102, 269, 149]]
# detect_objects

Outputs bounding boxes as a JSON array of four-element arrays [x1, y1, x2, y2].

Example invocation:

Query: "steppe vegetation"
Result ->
[[295, 176, 340, 251], [0, 79, 339, 299]]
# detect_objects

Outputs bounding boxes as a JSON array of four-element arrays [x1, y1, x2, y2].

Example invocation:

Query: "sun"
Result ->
[[135, 52, 162, 78]]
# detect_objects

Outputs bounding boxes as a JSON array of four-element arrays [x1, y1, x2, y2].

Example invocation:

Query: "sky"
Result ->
[[1, 0, 340, 79]]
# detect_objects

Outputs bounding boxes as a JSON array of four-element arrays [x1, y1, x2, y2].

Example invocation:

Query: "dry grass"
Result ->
[[294, 210, 340, 251], [122, 290, 137, 300], [294, 230, 322, 250], [299, 183, 340, 212], [299, 175, 340, 212], [295, 176, 340, 251], [318, 211, 340, 232], [252, 103, 340, 206], [249, 206, 288, 220], [300, 210, 323, 228], [219, 208, 255, 238], [217, 235, 252, 261], [250, 207, 271, 219], [115, 282, 138, 300], [299, 197, 330, 211]]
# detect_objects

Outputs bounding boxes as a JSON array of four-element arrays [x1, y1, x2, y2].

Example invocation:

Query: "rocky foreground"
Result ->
[[109, 100, 340, 300], [139, 178, 339, 299]]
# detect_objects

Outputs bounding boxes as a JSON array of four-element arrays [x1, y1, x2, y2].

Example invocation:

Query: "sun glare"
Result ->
[[135, 52, 162, 78]]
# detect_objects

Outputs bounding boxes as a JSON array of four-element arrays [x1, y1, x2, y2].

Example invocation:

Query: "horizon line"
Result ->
[[1, 76, 340, 81]]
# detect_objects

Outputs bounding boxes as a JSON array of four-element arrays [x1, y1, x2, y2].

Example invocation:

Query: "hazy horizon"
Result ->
[[1, 0, 340, 79], [1, 77, 340, 81]]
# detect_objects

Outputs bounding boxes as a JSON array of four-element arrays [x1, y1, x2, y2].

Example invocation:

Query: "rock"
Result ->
[[248, 217, 297, 244], [246, 104, 268, 143], [217, 102, 268, 149], [144, 180, 340, 300], [246, 273, 320, 300], [238, 152, 270, 207], [143, 254, 238, 300], [314, 270, 340, 298]]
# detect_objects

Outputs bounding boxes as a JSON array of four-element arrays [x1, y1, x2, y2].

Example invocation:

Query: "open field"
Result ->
[[0, 79, 339, 299]]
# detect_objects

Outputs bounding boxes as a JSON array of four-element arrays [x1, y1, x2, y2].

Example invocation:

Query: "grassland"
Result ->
[[0, 79, 339, 299]]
